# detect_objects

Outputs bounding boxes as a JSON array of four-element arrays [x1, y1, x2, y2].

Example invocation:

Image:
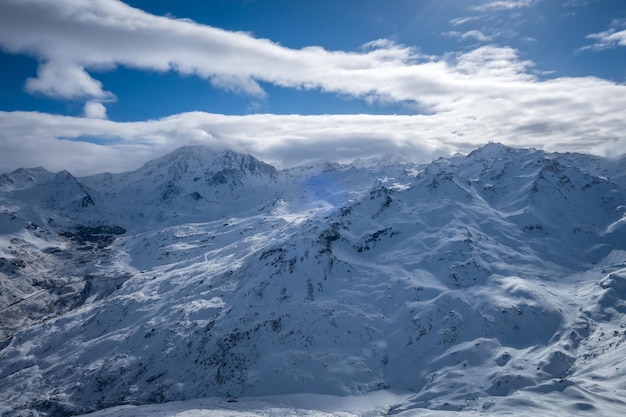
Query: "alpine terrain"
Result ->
[[1, 143, 626, 416]]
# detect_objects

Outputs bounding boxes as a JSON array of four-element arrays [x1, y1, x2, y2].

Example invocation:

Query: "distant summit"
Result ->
[[137, 146, 277, 183]]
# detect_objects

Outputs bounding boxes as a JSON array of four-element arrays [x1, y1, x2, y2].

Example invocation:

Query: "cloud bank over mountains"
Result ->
[[0, 0, 625, 174]]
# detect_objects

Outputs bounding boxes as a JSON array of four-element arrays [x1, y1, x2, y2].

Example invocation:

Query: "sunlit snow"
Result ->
[[1, 144, 625, 416]]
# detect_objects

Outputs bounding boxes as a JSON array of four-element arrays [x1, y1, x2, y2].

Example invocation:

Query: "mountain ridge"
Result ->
[[1, 143, 626, 416]]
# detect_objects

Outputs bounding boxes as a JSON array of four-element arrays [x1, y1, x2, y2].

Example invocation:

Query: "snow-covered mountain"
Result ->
[[1, 143, 626, 417]]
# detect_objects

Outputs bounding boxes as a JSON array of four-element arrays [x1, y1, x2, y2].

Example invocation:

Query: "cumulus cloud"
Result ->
[[84, 101, 108, 119], [25, 61, 114, 100]]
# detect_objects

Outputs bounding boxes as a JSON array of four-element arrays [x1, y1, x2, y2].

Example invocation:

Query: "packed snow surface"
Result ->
[[1, 143, 626, 416]]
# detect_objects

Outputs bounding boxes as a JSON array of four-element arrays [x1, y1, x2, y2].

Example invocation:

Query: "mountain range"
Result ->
[[1, 143, 625, 416]]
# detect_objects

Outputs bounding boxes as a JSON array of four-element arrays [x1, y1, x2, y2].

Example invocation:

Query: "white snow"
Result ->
[[1, 144, 626, 417]]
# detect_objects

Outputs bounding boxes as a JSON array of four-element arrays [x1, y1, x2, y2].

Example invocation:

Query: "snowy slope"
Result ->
[[80, 146, 280, 228], [1, 144, 625, 417]]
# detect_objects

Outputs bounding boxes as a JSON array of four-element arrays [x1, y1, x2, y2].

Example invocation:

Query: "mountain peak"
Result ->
[[138, 146, 220, 177], [0, 166, 54, 191], [466, 142, 531, 160], [136, 146, 277, 183]]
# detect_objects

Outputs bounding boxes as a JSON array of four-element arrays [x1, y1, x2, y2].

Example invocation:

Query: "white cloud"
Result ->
[[0, 0, 419, 104], [584, 28, 626, 50], [209, 74, 267, 98], [24, 61, 114, 100], [452, 46, 533, 80], [464, 30, 492, 42], [0, 0, 510, 110], [449, 16, 481, 27], [563, 0, 592, 7], [443, 30, 493, 42], [473, 0, 537, 12], [84, 101, 108, 119], [1, 82, 625, 175]]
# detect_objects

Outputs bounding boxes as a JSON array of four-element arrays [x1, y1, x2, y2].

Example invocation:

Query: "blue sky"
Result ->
[[0, 0, 625, 174]]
